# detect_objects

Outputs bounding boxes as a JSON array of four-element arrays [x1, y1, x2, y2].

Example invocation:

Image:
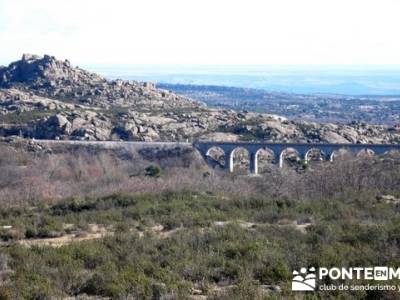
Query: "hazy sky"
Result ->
[[1, 0, 400, 65]]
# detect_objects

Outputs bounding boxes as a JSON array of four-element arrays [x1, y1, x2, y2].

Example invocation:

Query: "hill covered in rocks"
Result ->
[[0, 54, 399, 144]]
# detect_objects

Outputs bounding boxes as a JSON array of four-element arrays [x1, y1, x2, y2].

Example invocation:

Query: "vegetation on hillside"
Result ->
[[1, 191, 400, 299], [0, 144, 400, 299]]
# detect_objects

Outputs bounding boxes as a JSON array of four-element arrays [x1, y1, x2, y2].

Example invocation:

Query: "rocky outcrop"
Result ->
[[0, 54, 399, 144], [0, 54, 202, 111]]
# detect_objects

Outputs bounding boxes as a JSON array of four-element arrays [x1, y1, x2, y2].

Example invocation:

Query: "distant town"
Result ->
[[159, 83, 400, 125]]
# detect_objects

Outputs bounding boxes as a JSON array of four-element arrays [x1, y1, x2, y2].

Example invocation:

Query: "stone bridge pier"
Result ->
[[193, 142, 400, 174]]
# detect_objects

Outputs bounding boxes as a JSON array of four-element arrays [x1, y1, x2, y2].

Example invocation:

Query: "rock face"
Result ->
[[0, 54, 201, 110], [0, 54, 399, 143]]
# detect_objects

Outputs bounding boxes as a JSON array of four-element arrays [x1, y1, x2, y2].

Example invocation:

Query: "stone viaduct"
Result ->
[[193, 141, 400, 174], [32, 140, 400, 175]]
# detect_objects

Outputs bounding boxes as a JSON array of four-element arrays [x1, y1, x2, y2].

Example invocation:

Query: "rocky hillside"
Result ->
[[0, 54, 399, 143]]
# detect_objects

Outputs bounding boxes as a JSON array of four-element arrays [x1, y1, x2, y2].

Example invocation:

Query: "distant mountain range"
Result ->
[[88, 65, 400, 95]]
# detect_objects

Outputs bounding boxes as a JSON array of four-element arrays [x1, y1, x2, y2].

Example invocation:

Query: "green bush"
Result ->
[[144, 164, 162, 177], [24, 227, 37, 239]]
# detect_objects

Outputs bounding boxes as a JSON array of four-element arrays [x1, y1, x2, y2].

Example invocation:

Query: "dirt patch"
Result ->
[[11, 219, 313, 249], [135, 224, 184, 239], [16, 224, 113, 248], [213, 220, 256, 229], [12, 223, 185, 248], [294, 222, 313, 234], [377, 194, 400, 204], [213, 220, 313, 234]]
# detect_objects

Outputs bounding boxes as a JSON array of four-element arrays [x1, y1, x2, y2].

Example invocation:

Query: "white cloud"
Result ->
[[0, 0, 400, 65]]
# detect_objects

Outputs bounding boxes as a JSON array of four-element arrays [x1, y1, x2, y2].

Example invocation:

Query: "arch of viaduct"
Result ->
[[30, 140, 400, 175], [193, 142, 400, 174]]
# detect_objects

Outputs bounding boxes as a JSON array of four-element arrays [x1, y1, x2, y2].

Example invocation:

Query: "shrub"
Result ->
[[25, 227, 37, 239], [145, 164, 162, 177]]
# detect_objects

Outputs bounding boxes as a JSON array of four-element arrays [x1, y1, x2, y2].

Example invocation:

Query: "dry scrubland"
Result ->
[[1, 142, 399, 206], [0, 143, 400, 299]]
